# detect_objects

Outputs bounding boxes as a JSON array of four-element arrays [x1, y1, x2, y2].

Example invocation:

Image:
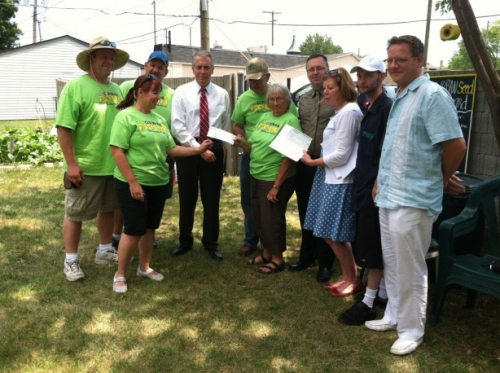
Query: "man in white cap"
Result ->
[[232, 57, 297, 256], [338, 55, 392, 326], [114, 50, 175, 247], [56, 36, 129, 281]]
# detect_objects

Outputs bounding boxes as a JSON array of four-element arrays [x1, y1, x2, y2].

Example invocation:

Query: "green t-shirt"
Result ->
[[120, 80, 175, 129], [231, 90, 298, 140], [248, 111, 301, 181], [56, 74, 122, 175], [110, 107, 176, 186]]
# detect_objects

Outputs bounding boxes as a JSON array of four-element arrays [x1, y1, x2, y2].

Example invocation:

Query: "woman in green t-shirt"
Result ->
[[235, 84, 300, 274], [110, 74, 212, 293]]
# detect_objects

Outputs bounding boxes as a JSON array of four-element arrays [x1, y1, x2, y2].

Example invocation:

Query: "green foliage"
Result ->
[[0, 0, 23, 51], [435, 0, 452, 14], [0, 127, 62, 165], [448, 20, 500, 69], [299, 33, 343, 56]]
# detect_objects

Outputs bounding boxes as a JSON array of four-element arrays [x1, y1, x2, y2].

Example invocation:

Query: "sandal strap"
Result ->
[[114, 276, 126, 283]]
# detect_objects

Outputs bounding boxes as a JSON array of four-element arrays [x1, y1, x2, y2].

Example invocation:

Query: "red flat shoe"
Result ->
[[323, 280, 345, 291], [331, 281, 364, 297]]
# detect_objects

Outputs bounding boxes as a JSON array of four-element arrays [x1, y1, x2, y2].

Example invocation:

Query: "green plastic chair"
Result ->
[[431, 174, 500, 324]]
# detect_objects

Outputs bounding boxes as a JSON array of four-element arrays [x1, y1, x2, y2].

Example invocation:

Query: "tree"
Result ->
[[299, 33, 343, 56], [0, 0, 23, 51], [436, 0, 500, 151], [448, 20, 500, 70]]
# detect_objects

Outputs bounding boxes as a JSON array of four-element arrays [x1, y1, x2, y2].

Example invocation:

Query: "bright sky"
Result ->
[[13, 0, 499, 68]]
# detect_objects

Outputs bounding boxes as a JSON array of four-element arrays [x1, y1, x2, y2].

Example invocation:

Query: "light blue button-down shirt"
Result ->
[[376, 74, 463, 217]]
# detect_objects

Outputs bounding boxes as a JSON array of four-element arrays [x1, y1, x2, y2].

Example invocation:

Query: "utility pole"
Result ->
[[200, 0, 209, 51], [32, 0, 38, 43], [263, 10, 281, 47], [423, 0, 432, 70], [152, 1, 157, 45]]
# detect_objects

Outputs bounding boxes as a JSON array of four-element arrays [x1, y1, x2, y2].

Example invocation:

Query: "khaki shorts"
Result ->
[[64, 175, 119, 222]]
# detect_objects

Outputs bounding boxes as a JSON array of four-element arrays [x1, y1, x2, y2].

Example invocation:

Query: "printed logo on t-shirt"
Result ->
[[157, 95, 169, 107], [97, 92, 120, 105], [256, 121, 280, 134], [138, 121, 167, 133], [250, 100, 269, 113]]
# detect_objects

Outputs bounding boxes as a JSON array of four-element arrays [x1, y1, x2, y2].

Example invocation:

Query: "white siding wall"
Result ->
[[0, 37, 141, 121]]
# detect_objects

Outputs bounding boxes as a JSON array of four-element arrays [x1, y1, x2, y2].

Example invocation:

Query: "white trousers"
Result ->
[[379, 207, 434, 340]]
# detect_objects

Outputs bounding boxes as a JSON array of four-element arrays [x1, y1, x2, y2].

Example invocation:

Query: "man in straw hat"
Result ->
[[55, 36, 129, 282], [232, 57, 297, 257]]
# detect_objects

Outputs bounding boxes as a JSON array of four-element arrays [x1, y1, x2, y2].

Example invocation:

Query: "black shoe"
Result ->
[[316, 267, 332, 283], [171, 246, 192, 256], [338, 301, 377, 326], [112, 238, 119, 250], [288, 261, 315, 272], [354, 290, 388, 309], [206, 248, 223, 261]]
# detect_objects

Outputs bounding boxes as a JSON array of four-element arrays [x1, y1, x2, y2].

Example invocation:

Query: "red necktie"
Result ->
[[199, 87, 209, 141]]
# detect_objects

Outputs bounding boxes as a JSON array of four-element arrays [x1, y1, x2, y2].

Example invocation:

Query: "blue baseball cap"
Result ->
[[148, 51, 169, 66]]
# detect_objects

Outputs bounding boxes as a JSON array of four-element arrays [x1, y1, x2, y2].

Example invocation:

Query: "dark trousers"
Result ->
[[176, 140, 224, 250], [295, 161, 335, 268]]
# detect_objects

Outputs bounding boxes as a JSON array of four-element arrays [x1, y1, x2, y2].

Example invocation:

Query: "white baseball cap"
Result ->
[[350, 55, 386, 74]]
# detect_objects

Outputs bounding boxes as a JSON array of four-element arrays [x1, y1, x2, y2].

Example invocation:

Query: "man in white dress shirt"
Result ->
[[170, 50, 230, 260]]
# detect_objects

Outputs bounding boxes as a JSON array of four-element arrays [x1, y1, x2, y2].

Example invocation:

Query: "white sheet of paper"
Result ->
[[207, 127, 236, 144], [269, 124, 312, 162]]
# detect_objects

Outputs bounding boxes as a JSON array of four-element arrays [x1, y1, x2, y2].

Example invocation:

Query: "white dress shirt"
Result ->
[[171, 80, 230, 147]]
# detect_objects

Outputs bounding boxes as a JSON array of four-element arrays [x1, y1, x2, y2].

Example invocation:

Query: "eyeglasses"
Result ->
[[268, 97, 285, 103], [91, 40, 116, 49], [138, 74, 157, 89], [307, 66, 326, 73], [386, 57, 415, 65], [324, 69, 340, 78]]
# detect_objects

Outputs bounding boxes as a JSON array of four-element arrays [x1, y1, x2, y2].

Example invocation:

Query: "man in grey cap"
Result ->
[[232, 57, 297, 256], [56, 36, 129, 281]]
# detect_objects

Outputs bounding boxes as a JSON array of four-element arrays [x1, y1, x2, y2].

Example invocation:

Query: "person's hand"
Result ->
[[233, 134, 245, 147], [267, 186, 279, 203], [372, 179, 378, 206], [66, 163, 84, 187], [198, 139, 213, 152], [444, 174, 466, 195], [129, 181, 145, 202], [300, 150, 312, 165], [201, 150, 216, 163]]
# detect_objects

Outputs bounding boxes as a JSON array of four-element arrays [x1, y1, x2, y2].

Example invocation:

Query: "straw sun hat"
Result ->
[[76, 36, 129, 72]]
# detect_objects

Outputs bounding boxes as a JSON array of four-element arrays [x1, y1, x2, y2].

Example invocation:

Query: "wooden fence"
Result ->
[[56, 74, 239, 175]]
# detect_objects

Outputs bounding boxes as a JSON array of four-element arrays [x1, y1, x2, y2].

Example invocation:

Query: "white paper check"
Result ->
[[269, 124, 312, 162], [207, 127, 236, 144]]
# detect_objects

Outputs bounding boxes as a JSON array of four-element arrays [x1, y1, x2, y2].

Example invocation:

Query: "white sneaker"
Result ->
[[95, 247, 118, 265], [137, 267, 164, 281], [113, 272, 127, 293], [64, 259, 85, 282], [390, 337, 423, 355], [365, 319, 397, 332]]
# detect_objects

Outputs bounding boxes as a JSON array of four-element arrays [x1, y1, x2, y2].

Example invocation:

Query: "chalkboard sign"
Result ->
[[430, 74, 477, 172]]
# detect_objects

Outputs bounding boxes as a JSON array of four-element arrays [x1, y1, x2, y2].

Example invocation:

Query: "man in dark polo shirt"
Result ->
[[338, 56, 393, 325], [289, 54, 336, 283]]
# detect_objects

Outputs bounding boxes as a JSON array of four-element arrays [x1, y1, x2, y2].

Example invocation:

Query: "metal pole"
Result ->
[[33, 0, 38, 43], [152, 1, 157, 45], [423, 0, 433, 70]]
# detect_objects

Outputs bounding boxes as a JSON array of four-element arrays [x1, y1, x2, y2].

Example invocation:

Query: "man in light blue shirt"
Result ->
[[365, 35, 466, 356]]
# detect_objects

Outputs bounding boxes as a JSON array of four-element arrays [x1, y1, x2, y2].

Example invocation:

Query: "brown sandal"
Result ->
[[258, 260, 285, 274], [247, 254, 271, 265]]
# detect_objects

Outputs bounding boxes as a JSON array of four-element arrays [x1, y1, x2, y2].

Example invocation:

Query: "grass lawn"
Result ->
[[0, 119, 55, 132], [0, 167, 499, 372]]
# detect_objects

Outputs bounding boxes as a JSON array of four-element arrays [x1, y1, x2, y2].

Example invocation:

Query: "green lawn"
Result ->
[[0, 167, 499, 372]]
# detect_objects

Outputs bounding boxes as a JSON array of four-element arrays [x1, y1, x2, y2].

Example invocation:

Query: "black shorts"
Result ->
[[352, 195, 383, 269], [114, 178, 168, 236]]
